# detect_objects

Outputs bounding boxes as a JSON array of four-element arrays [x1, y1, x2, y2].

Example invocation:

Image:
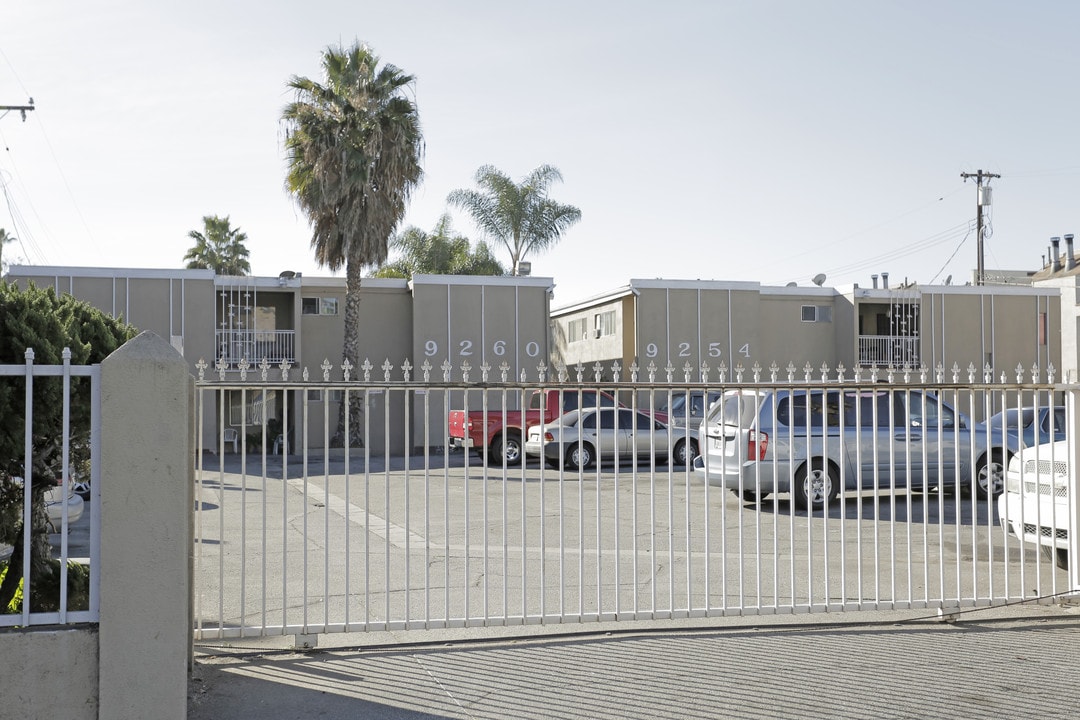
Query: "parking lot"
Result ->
[[193, 448, 1070, 645]]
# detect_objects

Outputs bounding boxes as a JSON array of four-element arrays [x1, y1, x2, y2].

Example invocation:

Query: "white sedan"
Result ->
[[525, 407, 669, 470]]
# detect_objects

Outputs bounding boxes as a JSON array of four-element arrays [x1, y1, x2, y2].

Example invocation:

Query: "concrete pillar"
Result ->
[[99, 332, 192, 720]]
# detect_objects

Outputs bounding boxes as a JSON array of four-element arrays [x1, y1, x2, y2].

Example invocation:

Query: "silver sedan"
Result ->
[[525, 407, 670, 470]]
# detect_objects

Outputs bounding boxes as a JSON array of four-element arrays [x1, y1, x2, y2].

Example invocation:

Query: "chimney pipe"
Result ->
[[881, 272, 889, 290], [1052, 237, 1062, 272], [1067, 234, 1077, 271], [871, 274, 879, 289]]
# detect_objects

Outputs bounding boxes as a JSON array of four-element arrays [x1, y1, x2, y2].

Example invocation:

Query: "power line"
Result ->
[[777, 220, 974, 285]]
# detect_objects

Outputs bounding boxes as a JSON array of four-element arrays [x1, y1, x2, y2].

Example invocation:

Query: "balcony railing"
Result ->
[[858, 335, 919, 367], [216, 330, 296, 366]]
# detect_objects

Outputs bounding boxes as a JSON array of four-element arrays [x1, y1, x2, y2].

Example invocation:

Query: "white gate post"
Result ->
[[98, 332, 193, 720], [1067, 386, 1080, 592]]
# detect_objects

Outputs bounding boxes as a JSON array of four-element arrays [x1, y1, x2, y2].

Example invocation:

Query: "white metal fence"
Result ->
[[192, 359, 1080, 643], [0, 349, 100, 628]]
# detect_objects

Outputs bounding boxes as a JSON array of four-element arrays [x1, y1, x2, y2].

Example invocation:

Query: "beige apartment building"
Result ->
[[10, 261, 1080, 452], [6, 265, 554, 454], [551, 278, 1062, 383]]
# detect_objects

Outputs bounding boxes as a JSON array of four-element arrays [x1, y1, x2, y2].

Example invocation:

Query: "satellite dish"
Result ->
[[944, 275, 952, 286], [811, 273, 826, 287], [785, 281, 798, 287]]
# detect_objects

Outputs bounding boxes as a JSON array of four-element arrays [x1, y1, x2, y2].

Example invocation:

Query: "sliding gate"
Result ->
[[193, 360, 1080, 643]]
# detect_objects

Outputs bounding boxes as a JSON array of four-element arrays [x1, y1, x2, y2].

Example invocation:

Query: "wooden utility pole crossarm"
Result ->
[[961, 169, 1000, 285], [0, 98, 35, 121]]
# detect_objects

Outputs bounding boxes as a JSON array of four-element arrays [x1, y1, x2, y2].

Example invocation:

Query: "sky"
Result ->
[[2, 1, 1079, 306]]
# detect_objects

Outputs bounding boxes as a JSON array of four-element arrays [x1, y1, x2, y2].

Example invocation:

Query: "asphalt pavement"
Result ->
[[188, 601, 1080, 720]]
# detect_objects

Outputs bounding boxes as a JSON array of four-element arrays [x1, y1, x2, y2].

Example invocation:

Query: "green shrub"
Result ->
[[0, 558, 89, 614]]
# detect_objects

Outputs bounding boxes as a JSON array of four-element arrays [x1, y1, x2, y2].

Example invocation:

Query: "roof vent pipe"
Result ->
[[1052, 237, 1062, 272], [881, 272, 889, 289], [1067, 234, 1077, 271], [871, 274, 879, 289]]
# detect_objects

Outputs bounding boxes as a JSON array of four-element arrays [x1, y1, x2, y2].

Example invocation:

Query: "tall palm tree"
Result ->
[[183, 215, 251, 275], [447, 164, 581, 275], [372, 213, 505, 279], [282, 42, 423, 443]]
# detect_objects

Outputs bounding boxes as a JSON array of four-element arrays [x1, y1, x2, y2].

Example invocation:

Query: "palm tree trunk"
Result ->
[[334, 256, 365, 447]]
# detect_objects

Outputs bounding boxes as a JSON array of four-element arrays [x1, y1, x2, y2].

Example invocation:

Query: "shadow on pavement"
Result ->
[[190, 610, 1080, 720]]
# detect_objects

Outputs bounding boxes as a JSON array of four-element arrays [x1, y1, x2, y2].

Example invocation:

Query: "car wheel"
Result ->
[[1041, 546, 1069, 571], [489, 431, 523, 466], [974, 450, 1007, 499], [566, 444, 593, 471], [793, 458, 839, 510], [674, 439, 699, 466]]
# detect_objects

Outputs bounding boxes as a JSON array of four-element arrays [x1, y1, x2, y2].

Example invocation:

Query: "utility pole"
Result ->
[[960, 169, 1000, 285], [0, 98, 34, 122]]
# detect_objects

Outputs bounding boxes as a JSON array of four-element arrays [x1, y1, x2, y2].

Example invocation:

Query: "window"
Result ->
[[308, 388, 345, 403], [562, 390, 617, 412], [302, 297, 339, 316], [777, 391, 844, 428], [714, 393, 762, 427], [595, 310, 616, 338], [582, 409, 617, 430], [228, 390, 277, 426], [306, 389, 345, 403], [801, 305, 832, 323], [622, 408, 652, 431], [842, 391, 898, 428], [904, 392, 955, 430], [1043, 408, 1067, 435], [597, 409, 618, 430], [568, 317, 589, 342]]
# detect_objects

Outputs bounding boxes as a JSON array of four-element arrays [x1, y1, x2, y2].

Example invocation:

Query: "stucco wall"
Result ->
[[0, 627, 98, 718]]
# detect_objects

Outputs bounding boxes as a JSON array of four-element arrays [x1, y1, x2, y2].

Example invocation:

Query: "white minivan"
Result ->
[[693, 387, 1000, 510]]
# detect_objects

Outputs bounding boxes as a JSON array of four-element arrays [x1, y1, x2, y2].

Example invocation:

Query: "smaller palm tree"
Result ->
[[448, 164, 581, 275], [372, 214, 506, 279], [0, 228, 16, 271], [183, 215, 252, 275]]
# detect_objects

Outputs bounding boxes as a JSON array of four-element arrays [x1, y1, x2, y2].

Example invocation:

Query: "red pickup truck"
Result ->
[[448, 389, 620, 465]]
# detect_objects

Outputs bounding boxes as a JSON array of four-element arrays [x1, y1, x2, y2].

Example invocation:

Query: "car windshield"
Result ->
[[659, 394, 688, 414], [660, 393, 696, 415], [1041, 408, 1066, 434]]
